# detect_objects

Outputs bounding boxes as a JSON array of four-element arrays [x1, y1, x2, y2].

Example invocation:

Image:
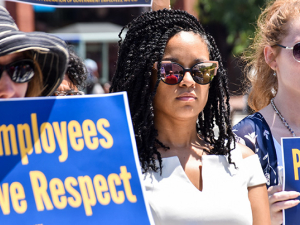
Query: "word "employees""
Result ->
[[0, 113, 113, 165]]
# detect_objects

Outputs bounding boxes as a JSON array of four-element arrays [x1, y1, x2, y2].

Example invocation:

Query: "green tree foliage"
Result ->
[[198, 0, 267, 55]]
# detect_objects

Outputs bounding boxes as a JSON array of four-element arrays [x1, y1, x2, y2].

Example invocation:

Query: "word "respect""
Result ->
[[0, 166, 136, 216]]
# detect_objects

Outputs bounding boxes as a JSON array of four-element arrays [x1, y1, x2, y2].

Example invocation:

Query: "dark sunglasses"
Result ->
[[52, 90, 84, 96], [154, 61, 219, 85], [276, 42, 300, 62], [0, 59, 35, 83]]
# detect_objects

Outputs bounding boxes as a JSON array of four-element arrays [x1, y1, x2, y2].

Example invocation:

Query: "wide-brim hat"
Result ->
[[0, 6, 68, 96]]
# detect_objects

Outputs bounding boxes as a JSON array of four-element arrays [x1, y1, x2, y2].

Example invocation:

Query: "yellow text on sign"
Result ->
[[29, 166, 137, 216], [0, 182, 27, 215], [0, 114, 114, 165], [292, 148, 300, 180]]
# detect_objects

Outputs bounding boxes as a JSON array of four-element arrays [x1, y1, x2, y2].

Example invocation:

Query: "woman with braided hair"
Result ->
[[111, 9, 270, 224]]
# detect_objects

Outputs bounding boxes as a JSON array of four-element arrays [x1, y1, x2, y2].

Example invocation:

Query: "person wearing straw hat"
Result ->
[[0, 6, 68, 98]]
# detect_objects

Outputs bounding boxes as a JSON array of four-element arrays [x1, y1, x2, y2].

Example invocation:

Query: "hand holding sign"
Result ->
[[151, 0, 170, 10], [268, 185, 300, 225]]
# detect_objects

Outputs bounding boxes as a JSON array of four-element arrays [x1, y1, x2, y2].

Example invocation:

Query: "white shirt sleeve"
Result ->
[[244, 154, 267, 187]]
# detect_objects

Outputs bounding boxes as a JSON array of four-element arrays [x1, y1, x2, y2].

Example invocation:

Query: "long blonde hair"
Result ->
[[23, 51, 43, 97], [244, 0, 300, 111]]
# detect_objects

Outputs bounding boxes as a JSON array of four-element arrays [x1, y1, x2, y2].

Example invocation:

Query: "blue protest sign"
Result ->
[[282, 137, 300, 225], [10, 0, 152, 8], [0, 92, 153, 225]]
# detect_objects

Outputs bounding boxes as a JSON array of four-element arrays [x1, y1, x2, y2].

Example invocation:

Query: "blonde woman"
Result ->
[[234, 0, 300, 224]]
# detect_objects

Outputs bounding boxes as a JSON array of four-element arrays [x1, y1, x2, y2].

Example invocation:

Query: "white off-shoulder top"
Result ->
[[143, 146, 266, 225]]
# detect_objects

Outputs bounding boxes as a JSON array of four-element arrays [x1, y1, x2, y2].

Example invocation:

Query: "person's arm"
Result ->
[[235, 115, 300, 224], [240, 144, 271, 224], [248, 184, 271, 225], [268, 185, 300, 225], [152, 0, 170, 11]]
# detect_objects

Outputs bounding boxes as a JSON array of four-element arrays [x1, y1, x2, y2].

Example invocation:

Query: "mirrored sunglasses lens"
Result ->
[[52, 91, 62, 96], [293, 43, 300, 62], [160, 63, 182, 84], [66, 91, 84, 95], [10, 62, 34, 83], [52, 90, 84, 96], [192, 63, 217, 84]]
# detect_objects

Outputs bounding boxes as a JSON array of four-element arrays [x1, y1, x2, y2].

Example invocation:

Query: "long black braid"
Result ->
[[110, 9, 235, 173]]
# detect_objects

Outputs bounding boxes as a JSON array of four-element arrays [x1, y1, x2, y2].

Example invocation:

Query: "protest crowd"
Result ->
[[0, 0, 300, 224]]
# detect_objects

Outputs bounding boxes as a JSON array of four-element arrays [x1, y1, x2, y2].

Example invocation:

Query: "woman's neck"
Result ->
[[154, 115, 199, 149], [260, 89, 300, 143], [273, 89, 300, 126]]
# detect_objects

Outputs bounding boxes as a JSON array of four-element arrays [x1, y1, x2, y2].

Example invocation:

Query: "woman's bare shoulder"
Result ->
[[236, 142, 255, 159]]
